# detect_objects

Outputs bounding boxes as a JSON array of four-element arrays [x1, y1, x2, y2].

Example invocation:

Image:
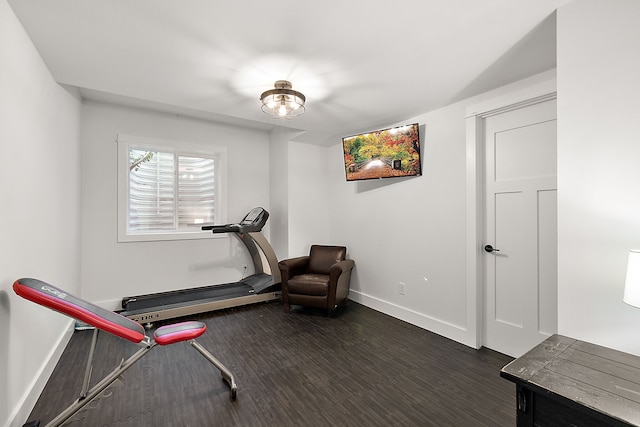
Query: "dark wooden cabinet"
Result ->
[[501, 335, 640, 426]]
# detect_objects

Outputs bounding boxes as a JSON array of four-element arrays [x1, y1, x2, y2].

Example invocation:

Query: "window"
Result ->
[[117, 135, 227, 242]]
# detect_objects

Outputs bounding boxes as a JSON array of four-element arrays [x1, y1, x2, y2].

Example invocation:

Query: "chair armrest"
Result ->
[[278, 256, 310, 281], [329, 259, 355, 280], [329, 259, 355, 293], [328, 259, 355, 312]]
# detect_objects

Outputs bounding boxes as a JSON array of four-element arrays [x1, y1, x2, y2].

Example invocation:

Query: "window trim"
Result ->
[[117, 134, 228, 242]]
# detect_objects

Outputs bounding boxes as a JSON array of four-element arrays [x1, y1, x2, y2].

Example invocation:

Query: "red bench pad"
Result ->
[[154, 321, 206, 345], [13, 278, 146, 344]]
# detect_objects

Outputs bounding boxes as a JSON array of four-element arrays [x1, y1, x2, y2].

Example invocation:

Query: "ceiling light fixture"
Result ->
[[260, 80, 306, 119]]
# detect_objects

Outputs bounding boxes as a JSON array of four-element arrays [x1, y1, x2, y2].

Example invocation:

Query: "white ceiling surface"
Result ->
[[8, 0, 569, 146]]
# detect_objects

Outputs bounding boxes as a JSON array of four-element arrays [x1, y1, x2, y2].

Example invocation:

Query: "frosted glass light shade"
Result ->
[[260, 80, 306, 119], [624, 250, 640, 308]]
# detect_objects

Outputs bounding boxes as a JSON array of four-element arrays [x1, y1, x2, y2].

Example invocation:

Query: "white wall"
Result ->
[[0, 1, 82, 425], [321, 72, 558, 347], [269, 128, 295, 261], [287, 141, 331, 256], [81, 101, 271, 307], [557, 0, 640, 355], [327, 102, 470, 341], [269, 131, 332, 260]]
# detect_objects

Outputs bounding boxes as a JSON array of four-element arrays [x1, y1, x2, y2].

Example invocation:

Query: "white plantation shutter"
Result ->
[[117, 135, 226, 242], [129, 150, 175, 231], [127, 149, 216, 233], [178, 156, 215, 228]]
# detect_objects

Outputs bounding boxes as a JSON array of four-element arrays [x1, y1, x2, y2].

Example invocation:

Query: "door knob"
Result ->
[[484, 245, 500, 253]]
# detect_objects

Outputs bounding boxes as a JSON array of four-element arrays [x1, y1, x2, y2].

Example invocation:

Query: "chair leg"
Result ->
[[328, 302, 345, 318], [284, 303, 290, 313]]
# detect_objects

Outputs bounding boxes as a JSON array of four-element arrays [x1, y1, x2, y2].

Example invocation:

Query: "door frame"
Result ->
[[464, 74, 557, 349]]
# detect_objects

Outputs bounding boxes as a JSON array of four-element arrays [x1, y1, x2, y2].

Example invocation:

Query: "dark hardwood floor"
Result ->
[[27, 301, 516, 426]]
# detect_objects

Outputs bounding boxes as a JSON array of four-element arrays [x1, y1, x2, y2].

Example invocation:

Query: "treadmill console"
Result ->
[[202, 207, 269, 234]]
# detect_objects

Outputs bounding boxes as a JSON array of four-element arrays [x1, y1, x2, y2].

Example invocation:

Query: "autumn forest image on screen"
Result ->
[[342, 123, 421, 181]]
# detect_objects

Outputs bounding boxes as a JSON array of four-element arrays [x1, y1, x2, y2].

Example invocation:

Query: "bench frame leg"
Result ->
[[45, 343, 154, 427], [190, 339, 238, 400]]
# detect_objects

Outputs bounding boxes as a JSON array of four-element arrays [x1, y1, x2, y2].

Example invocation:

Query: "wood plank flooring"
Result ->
[[27, 302, 516, 426]]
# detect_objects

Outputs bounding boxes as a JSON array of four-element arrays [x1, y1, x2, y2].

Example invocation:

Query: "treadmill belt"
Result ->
[[123, 282, 254, 312]]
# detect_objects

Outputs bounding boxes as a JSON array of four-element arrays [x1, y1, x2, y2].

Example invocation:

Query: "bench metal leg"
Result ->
[[189, 340, 237, 400], [79, 328, 99, 399], [44, 345, 153, 427]]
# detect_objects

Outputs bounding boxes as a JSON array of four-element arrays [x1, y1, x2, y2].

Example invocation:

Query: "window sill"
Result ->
[[117, 230, 226, 243]]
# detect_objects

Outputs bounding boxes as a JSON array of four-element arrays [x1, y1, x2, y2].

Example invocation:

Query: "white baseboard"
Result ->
[[6, 319, 74, 427], [348, 290, 477, 349]]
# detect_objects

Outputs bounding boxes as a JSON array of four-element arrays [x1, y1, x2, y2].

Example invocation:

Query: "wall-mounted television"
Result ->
[[342, 123, 421, 182]]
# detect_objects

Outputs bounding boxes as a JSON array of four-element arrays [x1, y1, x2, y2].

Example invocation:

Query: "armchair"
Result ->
[[278, 245, 355, 317]]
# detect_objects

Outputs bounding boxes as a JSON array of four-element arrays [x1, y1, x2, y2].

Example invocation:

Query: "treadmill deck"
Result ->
[[120, 273, 281, 323]]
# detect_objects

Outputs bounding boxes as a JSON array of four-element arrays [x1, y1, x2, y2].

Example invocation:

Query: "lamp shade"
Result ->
[[623, 250, 640, 308]]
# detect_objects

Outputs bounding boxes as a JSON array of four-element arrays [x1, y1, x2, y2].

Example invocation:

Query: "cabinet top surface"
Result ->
[[501, 334, 640, 424]]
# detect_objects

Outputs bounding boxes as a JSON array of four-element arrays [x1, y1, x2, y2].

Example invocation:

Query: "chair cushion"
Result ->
[[308, 245, 346, 275], [287, 274, 329, 296]]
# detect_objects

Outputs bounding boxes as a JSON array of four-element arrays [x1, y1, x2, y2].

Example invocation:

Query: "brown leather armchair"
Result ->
[[278, 245, 355, 317]]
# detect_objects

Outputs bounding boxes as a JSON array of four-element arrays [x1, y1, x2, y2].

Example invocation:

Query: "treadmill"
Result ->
[[120, 207, 281, 323]]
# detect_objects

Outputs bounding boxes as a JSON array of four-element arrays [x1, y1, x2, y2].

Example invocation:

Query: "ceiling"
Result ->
[[8, 0, 569, 146]]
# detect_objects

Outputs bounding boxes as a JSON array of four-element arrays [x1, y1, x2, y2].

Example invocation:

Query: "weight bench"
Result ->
[[13, 278, 237, 427]]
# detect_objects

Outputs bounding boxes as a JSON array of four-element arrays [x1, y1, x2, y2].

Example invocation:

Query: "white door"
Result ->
[[483, 99, 557, 358]]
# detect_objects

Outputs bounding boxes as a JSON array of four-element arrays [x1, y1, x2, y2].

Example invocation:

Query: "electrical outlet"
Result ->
[[399, 282, 406, 295]]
